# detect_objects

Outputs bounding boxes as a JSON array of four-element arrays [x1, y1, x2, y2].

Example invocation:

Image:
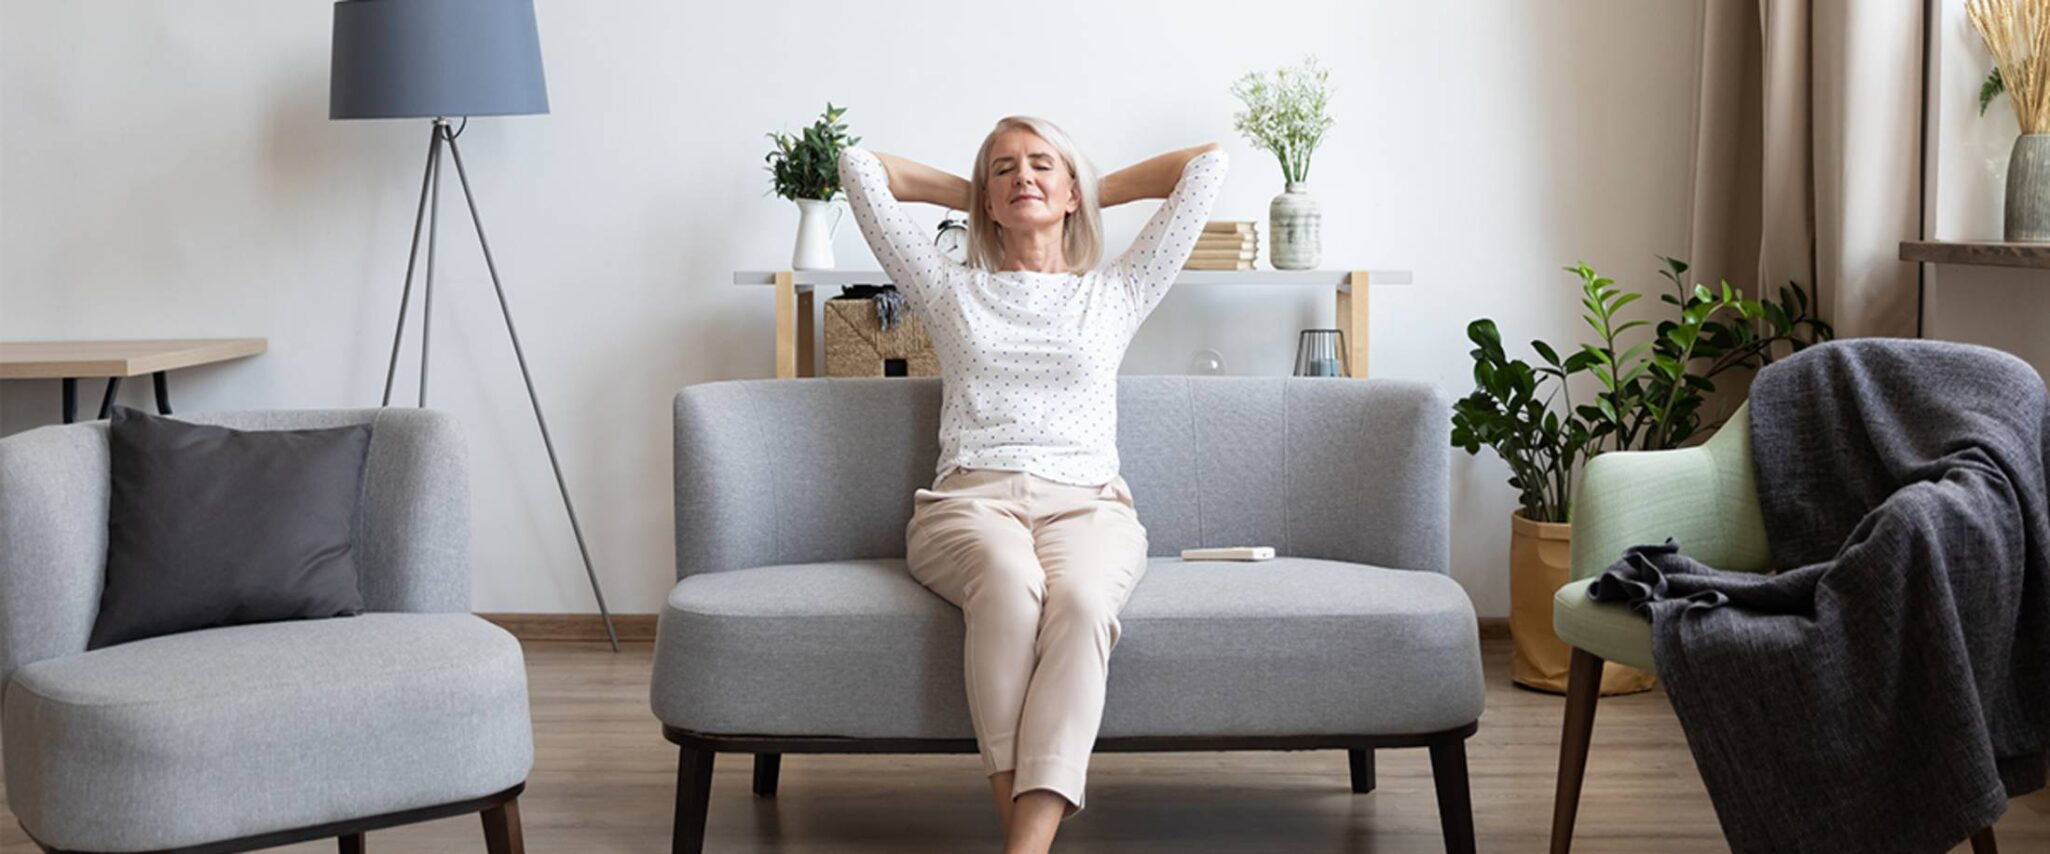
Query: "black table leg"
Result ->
[[97, 377, 123, 421], [153, 370, 172, 414], [61, 378, 78, 423]]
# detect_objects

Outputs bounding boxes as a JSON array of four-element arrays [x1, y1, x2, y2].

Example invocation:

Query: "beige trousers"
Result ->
[[904, 467, 1150, 814]]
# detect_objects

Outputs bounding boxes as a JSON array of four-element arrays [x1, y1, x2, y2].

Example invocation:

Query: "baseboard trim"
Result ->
[[482, 613, 1515, 644], [479, 612, 659, 643]]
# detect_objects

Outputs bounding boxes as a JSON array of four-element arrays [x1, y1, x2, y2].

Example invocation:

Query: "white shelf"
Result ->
[[732, 269, 1415, 289]]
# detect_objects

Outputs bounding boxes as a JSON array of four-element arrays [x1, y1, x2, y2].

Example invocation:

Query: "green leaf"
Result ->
[[1982, 66, 2006, 117], [1467, 319, 1505, 360], [1762, 301, 1791, 332]]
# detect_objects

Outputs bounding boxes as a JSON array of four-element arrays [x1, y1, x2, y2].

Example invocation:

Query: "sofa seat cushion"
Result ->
[[652, 558, 1483, 740], [2, 613, 532, 852]]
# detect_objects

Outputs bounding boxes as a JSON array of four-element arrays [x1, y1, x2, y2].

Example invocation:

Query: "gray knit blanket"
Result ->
[[1588, 339, 2050, 854]]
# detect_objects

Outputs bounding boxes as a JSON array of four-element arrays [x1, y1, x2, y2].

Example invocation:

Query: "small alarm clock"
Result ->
[[935, 210, 969, 263]]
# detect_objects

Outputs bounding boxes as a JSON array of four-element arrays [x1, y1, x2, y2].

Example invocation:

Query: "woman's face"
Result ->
[[982, 127, 1079, 234]]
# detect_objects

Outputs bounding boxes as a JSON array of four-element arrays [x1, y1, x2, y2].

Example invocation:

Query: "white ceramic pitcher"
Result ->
[[792, 198, 845, 271]]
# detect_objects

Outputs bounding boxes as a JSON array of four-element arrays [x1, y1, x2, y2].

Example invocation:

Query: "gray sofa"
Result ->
[[0, 410, 532, 854], [653, 377, 1485, 853]]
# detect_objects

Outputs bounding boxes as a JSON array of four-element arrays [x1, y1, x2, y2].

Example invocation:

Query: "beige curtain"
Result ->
[[1687, 0, 1925, 339]]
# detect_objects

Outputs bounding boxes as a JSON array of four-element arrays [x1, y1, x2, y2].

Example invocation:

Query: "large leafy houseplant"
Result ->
[[765, 103, 860, 201], [1450, 258, 1833, 524]]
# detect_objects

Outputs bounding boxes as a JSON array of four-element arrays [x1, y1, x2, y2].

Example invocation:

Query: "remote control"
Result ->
[[1180, 546, 1276, 562]]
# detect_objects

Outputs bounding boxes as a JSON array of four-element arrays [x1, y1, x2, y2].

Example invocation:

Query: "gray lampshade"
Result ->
[[330, 0, 549, 120]]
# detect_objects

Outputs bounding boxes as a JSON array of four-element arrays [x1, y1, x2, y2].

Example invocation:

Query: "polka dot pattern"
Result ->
[[840, 148, 1230, 488]]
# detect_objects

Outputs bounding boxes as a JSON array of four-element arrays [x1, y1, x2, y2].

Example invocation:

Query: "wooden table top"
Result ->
[[0, 338, 267, 379]]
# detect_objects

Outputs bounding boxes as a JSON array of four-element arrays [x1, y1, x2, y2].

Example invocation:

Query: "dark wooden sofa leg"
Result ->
[[1549, 647, 1606, 854], [753, 753, 782, 797], [481, 796, 524, 854], [1428, 735, 1477, 854], [338, 832, 365, 854], [1348, 748, 1376, 793], [674, 745, 716, 854], [1971, 826, 1998, 854]]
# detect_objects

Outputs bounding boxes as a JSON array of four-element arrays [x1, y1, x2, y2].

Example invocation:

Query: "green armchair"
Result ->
[[1544, 403, 1767, 853], [1543, 403, 1999, 854], [1551, 404, 1771, 674]]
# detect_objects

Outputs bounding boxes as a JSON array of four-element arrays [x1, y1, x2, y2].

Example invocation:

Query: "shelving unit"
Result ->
[[1899, 240, 2050, 271], [734, 269, 1415, 379]]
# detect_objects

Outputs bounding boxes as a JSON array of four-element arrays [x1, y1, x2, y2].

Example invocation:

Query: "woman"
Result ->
[[838, 116, 1226, 854]]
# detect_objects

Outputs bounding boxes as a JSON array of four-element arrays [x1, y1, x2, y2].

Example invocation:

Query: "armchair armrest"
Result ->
[[1568, 403, 1771, 581], [0, 425, 111, 689]]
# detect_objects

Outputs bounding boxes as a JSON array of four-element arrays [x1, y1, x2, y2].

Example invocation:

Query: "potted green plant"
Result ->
[[1230, 57, 1334, 270], [1450, 258, 1832, 693], [766, 102, 860, 270]]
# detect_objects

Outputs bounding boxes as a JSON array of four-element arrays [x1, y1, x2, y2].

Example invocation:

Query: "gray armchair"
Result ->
[[0, 409, 532, 853]]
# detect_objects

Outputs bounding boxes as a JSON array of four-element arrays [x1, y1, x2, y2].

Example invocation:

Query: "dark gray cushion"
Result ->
[[89, 407, 370, 649], [651, 558, 1485, 739]]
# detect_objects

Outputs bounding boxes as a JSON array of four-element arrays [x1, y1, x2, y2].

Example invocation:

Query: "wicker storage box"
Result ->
[[823, 296, 939, 378]]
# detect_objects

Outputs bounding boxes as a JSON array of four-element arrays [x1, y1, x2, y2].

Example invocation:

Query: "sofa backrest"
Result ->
[[0, 408, 469, 689], [673, 376, 1448, 579]]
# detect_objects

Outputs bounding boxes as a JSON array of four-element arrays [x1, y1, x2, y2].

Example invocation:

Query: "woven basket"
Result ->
[[823, 297, 939, 378]]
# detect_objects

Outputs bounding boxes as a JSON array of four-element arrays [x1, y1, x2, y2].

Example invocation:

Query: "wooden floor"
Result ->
[[4, 639, 2045, 853]]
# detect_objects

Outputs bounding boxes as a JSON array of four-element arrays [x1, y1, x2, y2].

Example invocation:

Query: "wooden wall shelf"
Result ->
[[1899, 240, 2050, 271], [735, 269, 1415, 380]]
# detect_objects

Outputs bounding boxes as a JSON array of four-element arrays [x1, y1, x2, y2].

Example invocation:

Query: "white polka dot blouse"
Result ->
[[839, 147, 1230, 488]]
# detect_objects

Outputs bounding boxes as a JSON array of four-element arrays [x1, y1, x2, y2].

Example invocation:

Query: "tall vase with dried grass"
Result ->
[[1970, 0, 2050, 241]]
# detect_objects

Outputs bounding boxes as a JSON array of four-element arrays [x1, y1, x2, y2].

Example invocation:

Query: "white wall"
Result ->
[[0, 0, 1702, 617], [1925, 0, 2050, 371]]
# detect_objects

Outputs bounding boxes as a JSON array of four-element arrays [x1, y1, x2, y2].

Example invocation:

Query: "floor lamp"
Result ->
[[330, 0, 618, 649]]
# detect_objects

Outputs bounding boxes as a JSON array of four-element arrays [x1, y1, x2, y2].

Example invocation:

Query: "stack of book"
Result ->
[[1185, 221, 1258, 270]]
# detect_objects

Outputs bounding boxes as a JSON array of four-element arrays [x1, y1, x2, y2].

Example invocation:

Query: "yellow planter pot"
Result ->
[[1509, 511, 1656, 695]]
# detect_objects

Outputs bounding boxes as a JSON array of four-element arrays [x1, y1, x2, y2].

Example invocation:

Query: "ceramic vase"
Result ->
[[792, 198, 845, 270], [1269, 182, 1322, 270], [2006, 134, 2050, 243]]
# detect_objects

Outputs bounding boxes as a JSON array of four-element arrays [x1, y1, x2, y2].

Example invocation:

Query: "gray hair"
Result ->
[[966, 116, 1103, 272]]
